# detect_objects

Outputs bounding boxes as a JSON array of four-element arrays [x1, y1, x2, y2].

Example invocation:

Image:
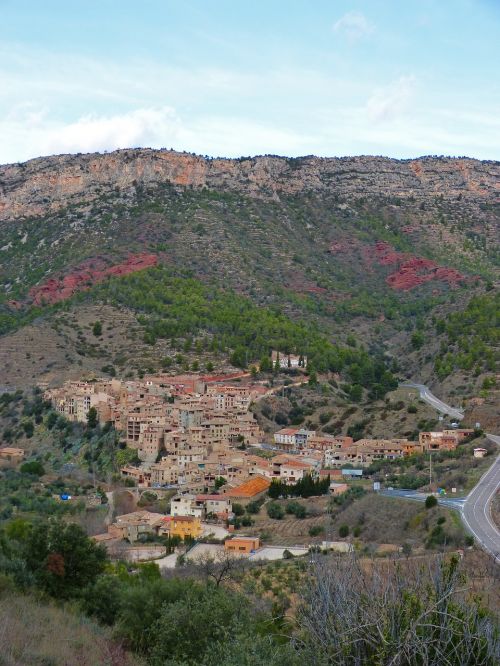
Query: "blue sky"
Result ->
[[1, 0, 499, 162]]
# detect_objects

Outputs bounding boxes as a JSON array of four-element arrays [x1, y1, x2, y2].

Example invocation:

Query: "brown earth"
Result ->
[[28, 253, 157, 305], [0, 592, 142, 666], [368, 240, 467, 291]]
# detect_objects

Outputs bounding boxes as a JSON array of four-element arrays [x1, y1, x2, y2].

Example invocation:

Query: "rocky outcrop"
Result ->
[[28, 253, 157, 305], [369, 241, 466, 290], [0, 149, 498, 221]]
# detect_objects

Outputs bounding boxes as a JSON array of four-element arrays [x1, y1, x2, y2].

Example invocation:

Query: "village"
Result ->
[[36, 364, 479, 565]]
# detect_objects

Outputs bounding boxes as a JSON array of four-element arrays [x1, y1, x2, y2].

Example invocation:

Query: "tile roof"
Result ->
[[281, 460, 311, 469], [226, 476, 271, 498]]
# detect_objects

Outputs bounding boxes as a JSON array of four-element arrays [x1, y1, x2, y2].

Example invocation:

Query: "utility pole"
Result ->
[[429, 452, 432, 490], [92, 435, 96, 490]]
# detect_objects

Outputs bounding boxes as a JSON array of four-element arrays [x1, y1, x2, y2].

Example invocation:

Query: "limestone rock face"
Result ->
[[0, 149, 498, 221]]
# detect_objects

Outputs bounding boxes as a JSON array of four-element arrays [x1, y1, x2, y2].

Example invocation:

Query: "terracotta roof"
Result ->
[[281, 460, 311, 469], [271, 454, 297, 463], [226, 476, 271, 498]]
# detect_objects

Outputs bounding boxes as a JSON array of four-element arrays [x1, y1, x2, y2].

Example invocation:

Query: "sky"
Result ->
[[0, 0, 499, 163]]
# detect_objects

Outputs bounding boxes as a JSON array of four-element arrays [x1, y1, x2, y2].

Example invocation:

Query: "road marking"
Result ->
[[462, 454, 500, 562]]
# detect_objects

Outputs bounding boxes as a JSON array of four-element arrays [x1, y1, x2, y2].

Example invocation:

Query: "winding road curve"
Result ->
[[461, 434, 500, 562], [394, 383, 500, 562], [400, 382, 464, 421]]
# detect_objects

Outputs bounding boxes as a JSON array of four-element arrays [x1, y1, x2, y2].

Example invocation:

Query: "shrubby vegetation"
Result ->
[[0, 388, 135, 480], [268, 474, 331, 499], [0, 470, 85, 521], [84, 266, 398, 395], [434, 293, 499, 379], [297, 554, 499, 665], [1, 514, 497, 665]]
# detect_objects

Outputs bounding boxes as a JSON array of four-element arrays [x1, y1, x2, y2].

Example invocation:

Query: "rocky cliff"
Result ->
[[1, 149, 499, 221]]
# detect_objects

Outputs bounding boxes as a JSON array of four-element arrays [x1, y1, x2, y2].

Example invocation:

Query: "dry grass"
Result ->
[[0, 589, 143, 666], [241, 496, 329, 546], [332, 493, 465, 547], [239, 492, 466, 550]]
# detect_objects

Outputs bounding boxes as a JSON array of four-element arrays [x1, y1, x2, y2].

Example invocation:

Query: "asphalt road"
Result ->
[[381, 433, 500, 562], [461, 434, 500, 562], [386, 384, 498, 560], [400, 382, 464, 421], [380, 488, 466, 510]]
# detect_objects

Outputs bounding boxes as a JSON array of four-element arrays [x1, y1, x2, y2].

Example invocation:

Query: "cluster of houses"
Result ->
[[93, 505, 264, 560], [44, 374, 269, 490], [94, 509, 204, 547], [43, 376, 476, 500], [272, 427, 475, 466], [38, 374, 481, 564]]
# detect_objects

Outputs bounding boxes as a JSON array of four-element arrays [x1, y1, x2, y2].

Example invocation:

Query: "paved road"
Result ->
[[384, 379, 498, 561], [461, 434, 500, 562], [380, 488, 466, 510], [381, 433, 500, 562], [400, 382, 464, 421]]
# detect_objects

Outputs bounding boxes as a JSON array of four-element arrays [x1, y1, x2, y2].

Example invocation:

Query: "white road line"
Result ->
[[462, 453, 500, 561]]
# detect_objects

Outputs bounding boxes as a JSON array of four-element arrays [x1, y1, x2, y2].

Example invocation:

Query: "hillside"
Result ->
[[0, 589, 142, 666], [0, 149, 498, 402]]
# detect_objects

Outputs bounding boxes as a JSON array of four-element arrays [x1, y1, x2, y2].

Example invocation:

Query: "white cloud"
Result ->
[[0, 106, 318, 163], [41, 108, 186, 155], [333, 11, 374, 40], [365, 76, 416, 122], [0, 107, 190, 163]]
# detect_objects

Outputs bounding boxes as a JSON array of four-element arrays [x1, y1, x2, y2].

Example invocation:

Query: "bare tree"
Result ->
[[295, 553, 499, 665], [192, 550, 248, 588]]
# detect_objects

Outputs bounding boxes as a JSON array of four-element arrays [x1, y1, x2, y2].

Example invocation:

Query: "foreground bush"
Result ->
[[296, 554, 499, 665]]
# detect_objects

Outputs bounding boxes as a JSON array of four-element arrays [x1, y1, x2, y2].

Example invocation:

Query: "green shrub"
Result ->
[[267, 502, 285, 520], [308, 525, 324, 537], [284, 500, 307, 519], [232, 503, 245, 516], [339, 524, 349, 538], [20, 461, 45, 476], [246, 499, 264, 514], [425, 495, 438, 509]]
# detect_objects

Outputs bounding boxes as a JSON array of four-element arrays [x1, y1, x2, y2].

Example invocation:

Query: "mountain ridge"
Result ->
[[1, 148, 499, 222]]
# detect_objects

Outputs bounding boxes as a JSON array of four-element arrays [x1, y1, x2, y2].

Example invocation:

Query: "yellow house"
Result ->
[[161, 515, 202, 540]]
